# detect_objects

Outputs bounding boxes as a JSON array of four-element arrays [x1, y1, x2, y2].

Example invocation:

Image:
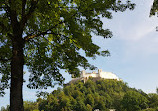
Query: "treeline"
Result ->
[[1, 79, 158, 111]]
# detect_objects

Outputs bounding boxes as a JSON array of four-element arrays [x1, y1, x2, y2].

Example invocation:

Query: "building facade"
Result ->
[[71, 69, 120, 83]]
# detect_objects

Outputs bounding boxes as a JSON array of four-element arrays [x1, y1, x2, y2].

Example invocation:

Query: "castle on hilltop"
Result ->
[[71, 69, 120, 83]]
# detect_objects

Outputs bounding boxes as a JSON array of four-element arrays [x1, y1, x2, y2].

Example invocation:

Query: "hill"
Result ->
[[1, 78, 158, 111]]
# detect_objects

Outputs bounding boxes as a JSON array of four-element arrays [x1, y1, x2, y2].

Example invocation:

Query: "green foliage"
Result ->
[[2, 80, 158, 111], [86, 104, 93, 111], [34, 79, 144, 111], [141, 108, 158, 111], [86, 94, 94, 107], [24, 101, 39, 111], [148, 93, 158, 108], [121, 91, 149, 111], [0, 0, 135, 96]]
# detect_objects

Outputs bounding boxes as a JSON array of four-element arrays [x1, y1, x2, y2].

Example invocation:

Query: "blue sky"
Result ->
[[91, 0, 158, 93], [1, 0, 158, 108]]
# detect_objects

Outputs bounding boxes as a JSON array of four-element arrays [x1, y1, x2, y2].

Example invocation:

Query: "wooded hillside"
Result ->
[[1, 79, 158, 111]]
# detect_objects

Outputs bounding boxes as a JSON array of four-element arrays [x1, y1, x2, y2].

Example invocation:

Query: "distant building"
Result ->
[[71, 69, 120, 83]]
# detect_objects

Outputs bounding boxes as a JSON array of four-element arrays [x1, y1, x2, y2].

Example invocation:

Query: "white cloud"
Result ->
[[118, 21, 155, 41], [102, 0, 156, 41]]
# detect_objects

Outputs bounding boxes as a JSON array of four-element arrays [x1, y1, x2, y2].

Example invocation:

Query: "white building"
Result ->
[[72, 69, 120, 82]]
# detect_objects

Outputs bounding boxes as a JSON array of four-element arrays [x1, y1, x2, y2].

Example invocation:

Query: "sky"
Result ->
[[1, 0, 158, 108]]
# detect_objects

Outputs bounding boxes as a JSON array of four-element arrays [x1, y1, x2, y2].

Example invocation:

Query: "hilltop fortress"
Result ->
[[71, 69, 120, 83]]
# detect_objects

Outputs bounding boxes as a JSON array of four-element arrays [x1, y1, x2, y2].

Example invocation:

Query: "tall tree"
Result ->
[[0, 0, 135, 110]]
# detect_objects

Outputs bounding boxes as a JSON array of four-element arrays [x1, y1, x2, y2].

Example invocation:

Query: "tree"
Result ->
[[148, 93, 158, 108], [86, 104, 93, 111], [0, 105, 10, 111], [121, 91, 149, 111], [86, 94, 94, 107], [0, 0, 135, 110], [23, 101, 39, 111]]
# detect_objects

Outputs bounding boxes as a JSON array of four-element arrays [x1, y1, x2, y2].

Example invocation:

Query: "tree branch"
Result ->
[[24, 31, 58, 41], [20, 0, 39, 30], [9, 0, 20, 34], [24, 32, 45, 41], [24, 1, 81, 42], [22, 0, 26, 21], [42, 36, 55, 47], [24, 20, 65, 41]]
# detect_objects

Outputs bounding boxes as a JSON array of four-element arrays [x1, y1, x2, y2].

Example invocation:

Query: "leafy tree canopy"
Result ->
[[0, 0, 136, 110], [0, 0, 135, 95], [121, 90, 149, 111]]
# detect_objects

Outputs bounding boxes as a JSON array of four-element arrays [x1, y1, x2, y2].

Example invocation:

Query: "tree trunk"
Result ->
[[10, 34, 24, 111]]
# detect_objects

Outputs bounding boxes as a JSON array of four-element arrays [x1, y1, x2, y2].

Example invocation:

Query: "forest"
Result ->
[[1, 78, 158, 111]]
